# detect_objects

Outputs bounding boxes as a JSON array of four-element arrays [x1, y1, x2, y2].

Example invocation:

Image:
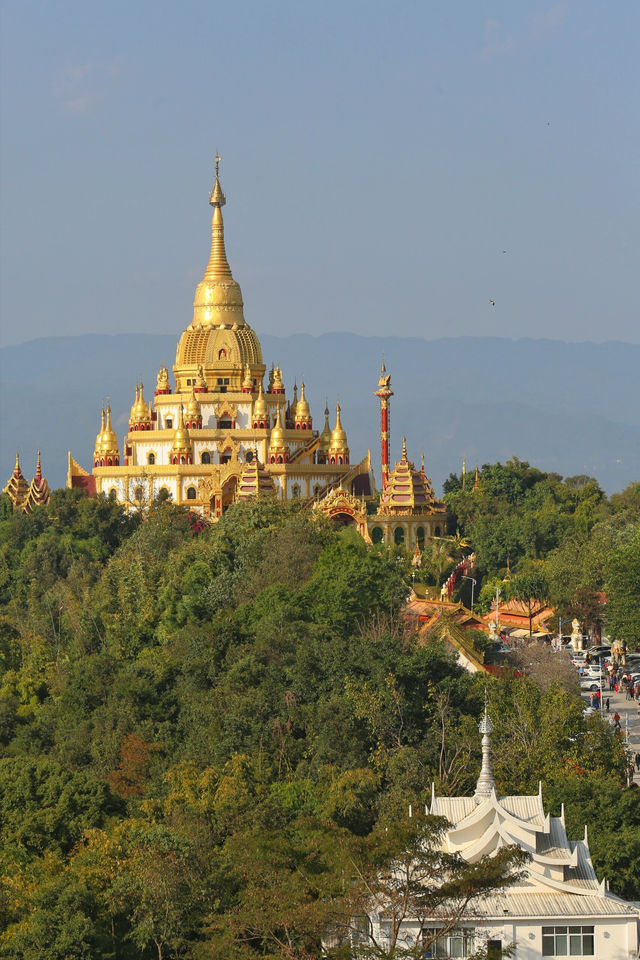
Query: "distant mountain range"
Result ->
[[2, 333, 639, 496]]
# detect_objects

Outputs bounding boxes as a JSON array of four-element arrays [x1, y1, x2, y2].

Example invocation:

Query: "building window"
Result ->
[[542, 926, 594, 957], [292, 484, 300, 498], [108, 488, 117, 501], [434, 525, 441, 538], [313, 484, 322, 497], [371, 526, 384, 544], [186, 487, 196, 500], [394, 526, 405, 545], [416, 525, 425, 547], [201, 451, 211, 464], [165, 418, 173, 429], [218, 419, 232, 430], [134, 486, 144, 503], [245, 450, 253, 462], [423, 929, 475, 959], [220, 450, 232, 464], [147, 452, 155, 465]]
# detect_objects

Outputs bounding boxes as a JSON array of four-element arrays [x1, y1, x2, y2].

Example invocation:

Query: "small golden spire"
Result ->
[[401, 436, 408, 459], [35, 450, 42, 481]]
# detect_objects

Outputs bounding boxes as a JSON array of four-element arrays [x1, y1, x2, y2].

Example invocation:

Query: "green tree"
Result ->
[[604, 524, 640, 648], [510, 571, 549, 638]]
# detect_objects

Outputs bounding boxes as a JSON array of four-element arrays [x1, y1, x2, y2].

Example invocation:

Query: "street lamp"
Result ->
[[461, 575, 477, 611]]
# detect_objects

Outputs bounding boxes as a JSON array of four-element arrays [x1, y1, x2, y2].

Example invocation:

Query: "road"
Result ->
[[582, 674, 640, 784]]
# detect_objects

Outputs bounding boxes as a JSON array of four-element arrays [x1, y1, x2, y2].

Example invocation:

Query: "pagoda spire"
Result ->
[[204, 153, 233, 281], [474, 695, 496, 802]]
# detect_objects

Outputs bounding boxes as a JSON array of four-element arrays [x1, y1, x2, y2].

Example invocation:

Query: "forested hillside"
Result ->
[[0, 483, 638, 958]]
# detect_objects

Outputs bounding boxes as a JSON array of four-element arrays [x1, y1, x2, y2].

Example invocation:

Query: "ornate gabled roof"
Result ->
[[379, 437, 437, 514], [3, 453, 29, 509], [24, 451, 50, 511]]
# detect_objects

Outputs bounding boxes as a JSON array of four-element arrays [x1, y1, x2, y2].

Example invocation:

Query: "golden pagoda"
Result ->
[[68, 156, 373, 514]]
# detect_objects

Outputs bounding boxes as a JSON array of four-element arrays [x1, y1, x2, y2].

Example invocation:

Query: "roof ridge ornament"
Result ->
[[474, 693, 496, 803]]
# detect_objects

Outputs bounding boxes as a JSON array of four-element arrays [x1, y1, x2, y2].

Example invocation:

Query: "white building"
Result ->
[[359, 707, 639, 959]]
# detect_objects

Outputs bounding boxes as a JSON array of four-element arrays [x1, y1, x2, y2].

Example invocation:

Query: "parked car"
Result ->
[[580, 679, 602, 692]]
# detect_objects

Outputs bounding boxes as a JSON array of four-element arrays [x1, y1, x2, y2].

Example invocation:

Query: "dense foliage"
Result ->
[[0, 484, 638, 957], [444, 462, 640, 646]]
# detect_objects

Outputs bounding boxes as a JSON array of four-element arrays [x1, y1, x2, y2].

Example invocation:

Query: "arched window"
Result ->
[[108, 488, 117, 501], [147, 452, 155, 465], [245, 450, 253, 462], [277, 456, 283, 464], [371, 526, 384, 544], [394, 526, 405, 545], [416, 526, 425, 548], [313, 484, 322, 497], [134, 486, 144, 503], [292, 484, 300, 498], [201, 451, 211, 465], [434, 526, 441, 538], [186, 487, 196, 500], [165, 417, 173, 429]]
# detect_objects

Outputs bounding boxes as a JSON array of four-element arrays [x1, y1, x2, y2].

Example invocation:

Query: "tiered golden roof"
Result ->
[[170, 406, 192, 458], [2, 453, 29, 509], [236, 455, 276, 500], [24, 451, 51, 511], [379, 437, 436, 514]]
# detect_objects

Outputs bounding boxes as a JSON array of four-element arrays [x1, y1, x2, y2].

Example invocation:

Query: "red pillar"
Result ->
[[375, 364, 393, 490]]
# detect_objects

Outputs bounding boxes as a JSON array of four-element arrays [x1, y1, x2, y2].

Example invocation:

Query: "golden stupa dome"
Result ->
[[236, 454, 276, 501], [253, 381, 268, 420], [185, 389, 201, 422], [171, 406, 192, 454], [329, 404, 348, 450], [101, 406, 120, 457], [130, 383, 152, 423], [269, 406, 288, 450], [174, 158, 264, 391], [380, 438, 435, 514], [295, 381, 311, 420], [318, 404, 332, 451]]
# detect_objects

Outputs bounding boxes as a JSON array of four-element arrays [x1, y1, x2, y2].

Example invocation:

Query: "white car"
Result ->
[[580, 678, 604, 692]]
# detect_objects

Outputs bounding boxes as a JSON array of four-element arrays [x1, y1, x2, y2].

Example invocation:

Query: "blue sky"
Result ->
[[1, 0, 638, 347]]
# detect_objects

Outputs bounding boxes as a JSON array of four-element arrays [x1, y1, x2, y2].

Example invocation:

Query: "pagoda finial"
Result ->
[[401, 436, 407, 459], [474, 693, 496, 803], [209, 152, 226, 208], [35, 450, 42, 481]]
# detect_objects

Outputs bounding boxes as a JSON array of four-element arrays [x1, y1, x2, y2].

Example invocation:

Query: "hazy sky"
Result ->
[[1, 0, 638, 348]]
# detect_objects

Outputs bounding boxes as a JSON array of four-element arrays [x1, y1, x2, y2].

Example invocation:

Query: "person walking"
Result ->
[[605, 697, 610, 713], [635, 752, 640, 773]]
